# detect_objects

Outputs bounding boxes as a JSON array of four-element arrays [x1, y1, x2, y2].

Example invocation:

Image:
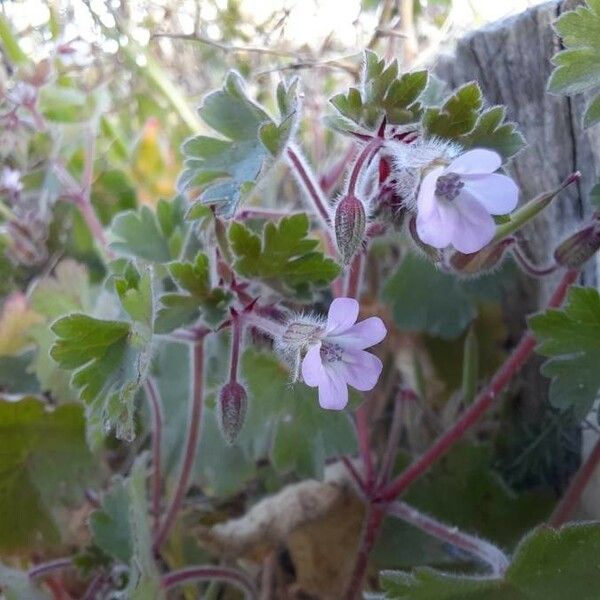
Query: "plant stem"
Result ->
[[320, 145, 357, 193], [28, 558, 72, 580], [377, 392, 407, 486], [549, 436, 600, 527], [355, 403, 375, 491], [162, 566, 258, 599], [144, 377, 163, 532], [229, 312, 242, 382], [344, 504, 386, 600], [286, 145, 331, 224], [388, 501, 509, 575], [244, 313, 286, 339], [347, 139, 382, 197], [376, 268, 579, 504], [345, 251, 364, 298], [154, 335, 206, 551], [511, 245, 558, 277]]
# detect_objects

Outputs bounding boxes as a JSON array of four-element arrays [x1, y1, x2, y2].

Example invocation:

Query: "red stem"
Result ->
[[229, 312, 242, 383], [549, 436, 600, 527], [320, 145, 357, 192], [344, 505, 386, 600], [345, 251, 364, 298], [154, 336, 206, 551], [377, 268, 579, 504], [347, 139, 382, 197], [162, 566, 257, 598], [144, 377, 163, 532], [286, 146, 331, 224]]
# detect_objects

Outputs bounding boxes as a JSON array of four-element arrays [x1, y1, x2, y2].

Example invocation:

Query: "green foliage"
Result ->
[[90, 476, 133, 563], [0, 398, 95, 553], [529, 286, 600, 419], [155, 252, 231, 333], [423, 83, 524, 159], [109, 197, 187, 262], [125, 456, 165, 599], [229, 213, 340, 295], [381, 523, 600, 599], [329, 50, 427, 131], [50, 311, 152, 447], [382, 253, 511, 339], [548, 0, 600, 127], [179, 71, 297, 217]]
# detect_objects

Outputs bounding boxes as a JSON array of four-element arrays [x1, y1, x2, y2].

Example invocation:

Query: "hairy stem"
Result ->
[[28, 558, 72, 580], [550, 436, 600, 527], [511, 245, 558, 277], [162, 566, 258, 599], [144, 377, 163, 532], [347, 139, 382, 197], [377, 268, 579, 504], [244, 313, 286, 339], [388, 501, 509, 575], [345, 251, 364, 298], [286, 145, 331, 224], [229, 312, 242, 383], [154, 336, 206, 550], [344, 504, 386, 600], [355, 403, 375, 491]]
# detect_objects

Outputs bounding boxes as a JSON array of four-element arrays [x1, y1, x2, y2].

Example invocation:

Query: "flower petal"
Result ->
[[450, 192, 496, 254], [330, 317, 387, 350], [340, 350, 383, 391], [327, 297, 359, 335], [417, 166, 445, 216], [301, 343, 323, 387], [448, 149, 501, 175], [462, 173, 519, 215], [318, 369, 349, 410], [416, 198, 457, 249]]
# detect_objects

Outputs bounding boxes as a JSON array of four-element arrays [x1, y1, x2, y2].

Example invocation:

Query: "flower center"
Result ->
[[435, 172, 464, 201], [320, 342, 343, 364]]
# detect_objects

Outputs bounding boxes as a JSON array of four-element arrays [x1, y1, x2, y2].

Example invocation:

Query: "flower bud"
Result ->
[[217, 381, 248, 445], [334, 194, 366, 265], [448, 238, 514, 276], [554, 220, 600, 268]]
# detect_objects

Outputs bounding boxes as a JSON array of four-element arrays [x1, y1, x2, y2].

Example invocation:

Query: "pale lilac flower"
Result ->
[[301, 298, 386, 410], [416, 149, 519, 254], [0, 167, 22, 195]]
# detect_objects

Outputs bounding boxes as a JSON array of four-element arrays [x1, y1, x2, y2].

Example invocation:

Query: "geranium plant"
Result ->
[[1, 2, 600, 599]]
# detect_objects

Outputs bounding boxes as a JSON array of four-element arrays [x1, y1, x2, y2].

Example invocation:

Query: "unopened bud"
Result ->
[[449, 238, 514, 276], [334, 194, 366, 265], [554, 219, 600, 268], [217, 381, 248, 445]]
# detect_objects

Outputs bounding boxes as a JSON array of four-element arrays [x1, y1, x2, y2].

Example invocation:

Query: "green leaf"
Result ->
[[50, 314, 152, 447], [180, 71, 297, 217], [154, 252, 231, 333], [423, 84, 525, 159], [125, 456, 165, 600], [529, 286, 600, 418], [0, 15, 29, 65], [461, 106, 525, 160], [382, 523, 600, 599], [29, 260, 91, 403], [240, 350, 357, 478], [0, 563, 49, 600], [382, 253, 475, 339], [229, 214, 340, 295], [114, 264, 154, 329], [109, 198, 187, 262], [329, 50, 427, 130], [548, 0, 600, 128], [0, 398, 95, 553], [89, 476, 133, 564]]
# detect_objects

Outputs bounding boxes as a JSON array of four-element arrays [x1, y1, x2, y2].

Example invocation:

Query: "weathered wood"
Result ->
[[435, 0, 600, 304]]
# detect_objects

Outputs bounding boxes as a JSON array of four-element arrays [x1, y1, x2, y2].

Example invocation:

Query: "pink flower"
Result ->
[[301, 298, 387, 410], [416, 149, 519, 254]]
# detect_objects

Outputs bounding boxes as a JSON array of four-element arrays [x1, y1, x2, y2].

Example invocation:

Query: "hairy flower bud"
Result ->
[[217, 381, 248, 445], [334, 194, 366, 265], [554, 219, 600, 268], [449, 238, 514, 276]]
